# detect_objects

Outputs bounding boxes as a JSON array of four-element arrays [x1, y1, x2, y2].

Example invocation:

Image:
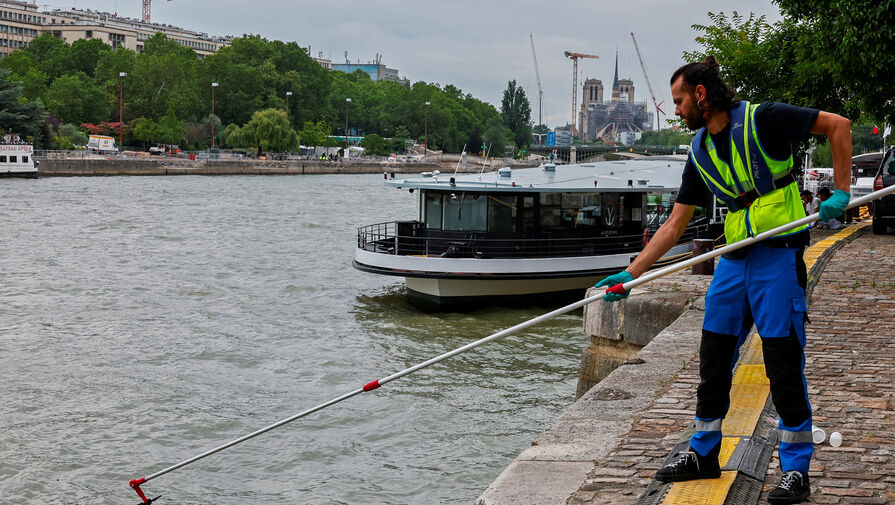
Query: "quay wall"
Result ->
[[35, 158, 445, 176], [478, 271, 713, 505]]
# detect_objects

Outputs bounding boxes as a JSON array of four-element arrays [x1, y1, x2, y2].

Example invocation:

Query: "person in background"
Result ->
[[816, 187, 843, 229], [801, 190, 821, 223], [595, 55, 852, 504]]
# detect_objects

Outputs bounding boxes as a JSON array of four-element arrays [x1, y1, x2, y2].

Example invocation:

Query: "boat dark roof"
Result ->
[[388, 156, 687, 193]]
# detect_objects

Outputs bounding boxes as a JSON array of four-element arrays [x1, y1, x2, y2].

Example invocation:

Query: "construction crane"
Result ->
[[142, 0, 173, 23], [530, 34, 544, 127], [564, 51, 598, 137], [630, 32, 666, 131]]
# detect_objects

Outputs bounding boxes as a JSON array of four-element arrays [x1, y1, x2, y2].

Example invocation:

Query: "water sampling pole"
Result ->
[[128, 185, 895, 504]]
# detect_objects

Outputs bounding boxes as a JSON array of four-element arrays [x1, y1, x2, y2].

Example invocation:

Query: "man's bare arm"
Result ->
[[626, 202, 698, 278], [810, 111, 852, 192]]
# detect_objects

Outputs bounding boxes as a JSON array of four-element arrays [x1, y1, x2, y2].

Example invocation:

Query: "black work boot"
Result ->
[[768, 470, 810, 504], [654, 443, 721, 482]]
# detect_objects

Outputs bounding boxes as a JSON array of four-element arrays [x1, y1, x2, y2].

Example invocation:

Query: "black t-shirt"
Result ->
[[676, 102, 820, 206]]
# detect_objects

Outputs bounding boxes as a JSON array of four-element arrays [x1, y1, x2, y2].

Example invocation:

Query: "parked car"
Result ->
[[871, 147, 895, 234], [149, 144, 180, 155]]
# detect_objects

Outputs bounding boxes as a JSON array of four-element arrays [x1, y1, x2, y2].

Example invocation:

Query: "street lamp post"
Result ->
[[424, 101, 430, 155], [119, 72, 127, 150], [211, 82, 218, 149], [345, 97, 351, 153], [286, 91, 292, 118]]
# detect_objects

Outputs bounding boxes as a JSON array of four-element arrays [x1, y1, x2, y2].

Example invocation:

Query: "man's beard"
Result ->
[[682, 105, 707, 130]]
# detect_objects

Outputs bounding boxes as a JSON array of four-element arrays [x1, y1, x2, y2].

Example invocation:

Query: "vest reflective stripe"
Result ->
[[689, 101, 809, 243], [695, 418, 723, 432], [779, 429, 814, 444]]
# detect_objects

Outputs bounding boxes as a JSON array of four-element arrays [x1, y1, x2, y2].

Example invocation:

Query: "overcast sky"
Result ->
[[41, 0, 783, 127]]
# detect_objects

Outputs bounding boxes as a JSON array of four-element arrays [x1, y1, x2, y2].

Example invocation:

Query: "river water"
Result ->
[[0, 175, 584, 505]]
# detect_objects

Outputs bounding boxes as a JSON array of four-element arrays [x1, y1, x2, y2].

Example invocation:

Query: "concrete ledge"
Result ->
[[477, 284, 707, 505]]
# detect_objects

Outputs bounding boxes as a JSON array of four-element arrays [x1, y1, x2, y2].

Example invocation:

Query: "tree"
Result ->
[[0, 68, 52, 148], [156, 104, 185, 145], [298, 119, 331, 147], [361, 133, 387, 156], [774, 0, 895, 124], [58, 123, 88, 147], [44, 71, 112, 124], [482, 116, 510, 156], [686, 8, 895, 124], [241, 108, 298, 153], [132, 117, 159, 146], [500, 80, 532, 148]]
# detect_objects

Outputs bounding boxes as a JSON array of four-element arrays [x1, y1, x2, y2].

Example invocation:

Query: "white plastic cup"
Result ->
[[811, 425, 826, 444], [830, 431, 843, 447]]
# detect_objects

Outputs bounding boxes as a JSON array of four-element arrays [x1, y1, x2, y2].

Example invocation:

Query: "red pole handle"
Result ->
[[605, 283, 627, 296]]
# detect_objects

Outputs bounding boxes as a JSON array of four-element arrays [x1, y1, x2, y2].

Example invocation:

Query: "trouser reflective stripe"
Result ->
[[779, 429, 813, 444], [778, 417, 814, 473], [695, 418, 723, 432], [690, 417, 723, 456]]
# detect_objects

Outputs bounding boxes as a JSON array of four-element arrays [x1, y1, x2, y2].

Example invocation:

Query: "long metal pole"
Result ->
[[128, 185, 895, 503]]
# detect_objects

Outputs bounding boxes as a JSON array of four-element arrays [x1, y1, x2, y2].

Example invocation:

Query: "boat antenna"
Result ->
[[453, 144, 467, 177], [125, 186, 895, 504], [478, 142, 493, 178]]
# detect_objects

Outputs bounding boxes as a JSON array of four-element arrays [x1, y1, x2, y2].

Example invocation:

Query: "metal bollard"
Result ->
[[691, 239, 716, 275]]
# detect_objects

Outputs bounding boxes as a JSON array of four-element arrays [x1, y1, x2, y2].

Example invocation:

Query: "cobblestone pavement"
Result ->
[[567, 226, 895, 504]]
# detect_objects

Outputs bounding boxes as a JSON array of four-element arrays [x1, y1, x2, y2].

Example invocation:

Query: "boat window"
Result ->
[[0, 156, 5, 163], [424, 191, 443, 229], [8, 155, 16, 163], [443, 193, 487, 231], [487, 195, 516, 233], [646, 191, 678, 231], [21, 156, 28, 163], [539, 192, 562, 227]]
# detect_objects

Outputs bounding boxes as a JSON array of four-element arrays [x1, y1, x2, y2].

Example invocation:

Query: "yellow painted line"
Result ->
[[659, 471, 738, 505], [659, 225, 865, 504], [723, 384, 769, 436], [718, 437, 740, 467]]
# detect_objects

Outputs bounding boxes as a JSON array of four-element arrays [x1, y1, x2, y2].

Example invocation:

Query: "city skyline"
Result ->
[[34, 0, 784, 128]]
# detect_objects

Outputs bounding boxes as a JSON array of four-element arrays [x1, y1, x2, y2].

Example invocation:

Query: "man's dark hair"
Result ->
[[670, 55, 739, 111], [817, 187, 832, 198]]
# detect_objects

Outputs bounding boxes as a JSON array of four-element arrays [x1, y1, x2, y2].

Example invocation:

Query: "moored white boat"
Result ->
[[0, 135, 38, 178], [355, 157, 717, 309]]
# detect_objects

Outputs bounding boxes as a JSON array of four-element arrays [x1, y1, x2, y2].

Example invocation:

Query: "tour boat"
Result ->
[[0, 135, 38, 178], [354, 157, 714, 309]]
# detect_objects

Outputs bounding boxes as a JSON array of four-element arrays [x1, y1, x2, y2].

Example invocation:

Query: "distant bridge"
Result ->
[[527, 144, 685, 163]]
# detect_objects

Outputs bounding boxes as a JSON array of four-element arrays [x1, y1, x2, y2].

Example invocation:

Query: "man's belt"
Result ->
[[732, 172, 798, 209]]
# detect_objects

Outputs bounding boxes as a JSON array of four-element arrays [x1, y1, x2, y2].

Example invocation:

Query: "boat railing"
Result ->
[[357, 221, 709, 259]]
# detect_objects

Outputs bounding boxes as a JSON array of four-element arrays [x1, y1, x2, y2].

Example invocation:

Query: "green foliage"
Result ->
[[298, 119, 332, 147], [482, 115, 510, 156], [45, 71, 111, 124], [686, 7, 895, 125], [132, 117, 159, 144], [220, 123, 243, 148], [241, 108, 298, 153], [156, 104, 185, 145], [0, 68, 52, 148], [361, 133, 387, 156], [0, 33, 500, 153], [774, 0, 895, 124], [636, 129, 694, 147], [500, 80, 532, 148], [58, 123, 88, 146]]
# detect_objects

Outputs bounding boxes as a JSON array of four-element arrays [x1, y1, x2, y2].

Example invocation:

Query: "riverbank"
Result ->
[[34, 156, 540, 176]]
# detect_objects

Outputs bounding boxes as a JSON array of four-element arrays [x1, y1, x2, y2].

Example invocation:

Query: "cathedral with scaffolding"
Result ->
[[578, 52, 653, 143]]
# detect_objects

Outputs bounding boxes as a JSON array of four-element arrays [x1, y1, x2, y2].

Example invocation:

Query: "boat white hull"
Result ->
[[355, 242, 693, 308]]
